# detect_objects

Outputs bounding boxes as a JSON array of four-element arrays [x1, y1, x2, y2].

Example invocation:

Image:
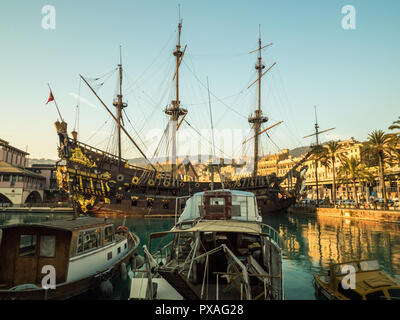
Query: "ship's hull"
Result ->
[[88, 193, 294, 217]]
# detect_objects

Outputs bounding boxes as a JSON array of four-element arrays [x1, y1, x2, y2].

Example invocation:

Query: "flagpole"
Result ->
[[47, 83, 64, 122]]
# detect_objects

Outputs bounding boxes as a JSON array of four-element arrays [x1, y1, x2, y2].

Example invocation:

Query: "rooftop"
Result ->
[[0, 138, 29, 155], [0, 161, 46, 179], [0, 217, 109, 232]]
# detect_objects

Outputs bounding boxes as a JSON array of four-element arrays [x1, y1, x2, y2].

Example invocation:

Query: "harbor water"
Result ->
[[1, 211, 400, 300]]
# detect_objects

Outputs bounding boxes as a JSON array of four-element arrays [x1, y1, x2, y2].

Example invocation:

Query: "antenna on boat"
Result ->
[[303, 106, 335, 206]]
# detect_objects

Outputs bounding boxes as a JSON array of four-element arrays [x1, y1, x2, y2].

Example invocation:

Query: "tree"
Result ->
[[337, 156, 374, 207], [319, 141, 342, 206], [310, 144, 326, 202], [389, 116, 400, 132], [362, 130, 394, 207]]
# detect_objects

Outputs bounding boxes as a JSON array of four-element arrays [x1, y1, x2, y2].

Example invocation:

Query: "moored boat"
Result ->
[[130, 189, 283, 300], [314, 259, 400, 300], [0, 216, 139, 299]]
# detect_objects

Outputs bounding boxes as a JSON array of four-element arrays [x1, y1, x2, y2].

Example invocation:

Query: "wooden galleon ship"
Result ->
[[54, 20, 309, 217]]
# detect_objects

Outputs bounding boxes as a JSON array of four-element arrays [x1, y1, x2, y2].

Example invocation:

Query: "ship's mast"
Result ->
[[303, 106, 335, 207], [165, 18, 187, 180], [249, 29, 268, 178], [113, 47, 127, 168]]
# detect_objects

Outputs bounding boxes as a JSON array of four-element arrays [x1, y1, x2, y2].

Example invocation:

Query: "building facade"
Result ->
[[0, 139, 45, 206]]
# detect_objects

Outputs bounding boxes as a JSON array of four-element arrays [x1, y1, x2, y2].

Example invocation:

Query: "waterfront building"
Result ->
[[145, 136, 400, 203], [0, 139, 45, 206], [26, 163, 60, 202]]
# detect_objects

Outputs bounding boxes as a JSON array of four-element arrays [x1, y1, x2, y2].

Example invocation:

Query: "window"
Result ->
[[104, 225, 115, 244], [210, 197, 225, 206], [40, 235, 56, 257], [107, 251, 112, 260], [19, 235, 37, 256], [77, 228, 100, 254], [359, 260, 380, 271], [365, 290, 387, 300], [117, 247, 121, 254], [3, 174, 10, 182], [17, 176, 23, 182]]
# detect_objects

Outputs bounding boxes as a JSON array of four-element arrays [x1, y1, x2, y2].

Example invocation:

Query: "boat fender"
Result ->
[[117, 226, 129, 232], [99, 279, 113, 298], [120, 262, 127, 281]]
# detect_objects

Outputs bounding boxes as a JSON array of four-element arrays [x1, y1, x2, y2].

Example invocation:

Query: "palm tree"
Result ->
[[319, 141, 342, 206], [310, 144, 326, 202], [338, 156, 374, 207], [362, 130, 393, 207], [389, 116, 400, 132]]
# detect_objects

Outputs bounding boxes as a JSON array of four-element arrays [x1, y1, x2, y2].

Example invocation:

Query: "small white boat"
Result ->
[[130, 189, 283, 300]]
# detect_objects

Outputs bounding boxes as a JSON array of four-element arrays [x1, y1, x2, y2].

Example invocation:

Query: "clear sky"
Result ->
[[0, 0, 399, 160]]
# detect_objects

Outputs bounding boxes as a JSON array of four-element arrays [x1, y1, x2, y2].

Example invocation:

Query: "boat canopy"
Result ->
[[178, 189, 261, 223], [171, 220, 262, 235]]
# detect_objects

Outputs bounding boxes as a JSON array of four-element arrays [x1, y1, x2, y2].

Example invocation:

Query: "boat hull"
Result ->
[[0, 233, 138, 300]]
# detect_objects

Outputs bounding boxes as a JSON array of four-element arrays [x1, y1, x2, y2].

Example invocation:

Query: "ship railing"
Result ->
[[182, 244, 252, 300], [142, 245, 159, 299], [213, 272, 281, 300], [261, 224, 283, 249], [67, 137, 154, 173], [148, 241, 174, 266]]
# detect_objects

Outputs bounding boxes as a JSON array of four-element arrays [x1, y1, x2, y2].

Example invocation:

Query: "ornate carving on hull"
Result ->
[[56, 165, 68, 191], [70, 147, 97, 168], [73, 194, 96, 213]]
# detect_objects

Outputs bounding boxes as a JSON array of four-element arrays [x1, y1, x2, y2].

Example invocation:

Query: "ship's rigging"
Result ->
[[71, 22, 308, 180]]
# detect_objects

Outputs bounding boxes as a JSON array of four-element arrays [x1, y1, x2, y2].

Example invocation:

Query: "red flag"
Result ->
[[46, 90, 54, 104]]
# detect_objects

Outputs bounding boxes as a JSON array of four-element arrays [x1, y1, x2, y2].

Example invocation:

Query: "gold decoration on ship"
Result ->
[[102, 171, 111, 180], [131, 176, 139, 185], [73, 194, 96, 213], [70, 147, 97, 168]]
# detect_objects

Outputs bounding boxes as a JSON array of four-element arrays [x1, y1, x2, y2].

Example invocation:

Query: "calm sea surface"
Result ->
[[1, 211, 400, 300]]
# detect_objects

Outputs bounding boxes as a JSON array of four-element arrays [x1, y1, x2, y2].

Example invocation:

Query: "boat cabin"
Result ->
[[0, 217, 116, 289], [177, 189, 261, 224]]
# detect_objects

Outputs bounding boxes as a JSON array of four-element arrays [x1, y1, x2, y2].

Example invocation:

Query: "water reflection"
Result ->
[[1, 212, 400, 300], [263, 213, 400, 299]]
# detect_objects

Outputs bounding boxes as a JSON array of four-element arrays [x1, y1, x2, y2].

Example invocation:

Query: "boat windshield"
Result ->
[[359, 260, 380, 271], [334, 262, 359, 275], [178, 192, 260, 223]]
